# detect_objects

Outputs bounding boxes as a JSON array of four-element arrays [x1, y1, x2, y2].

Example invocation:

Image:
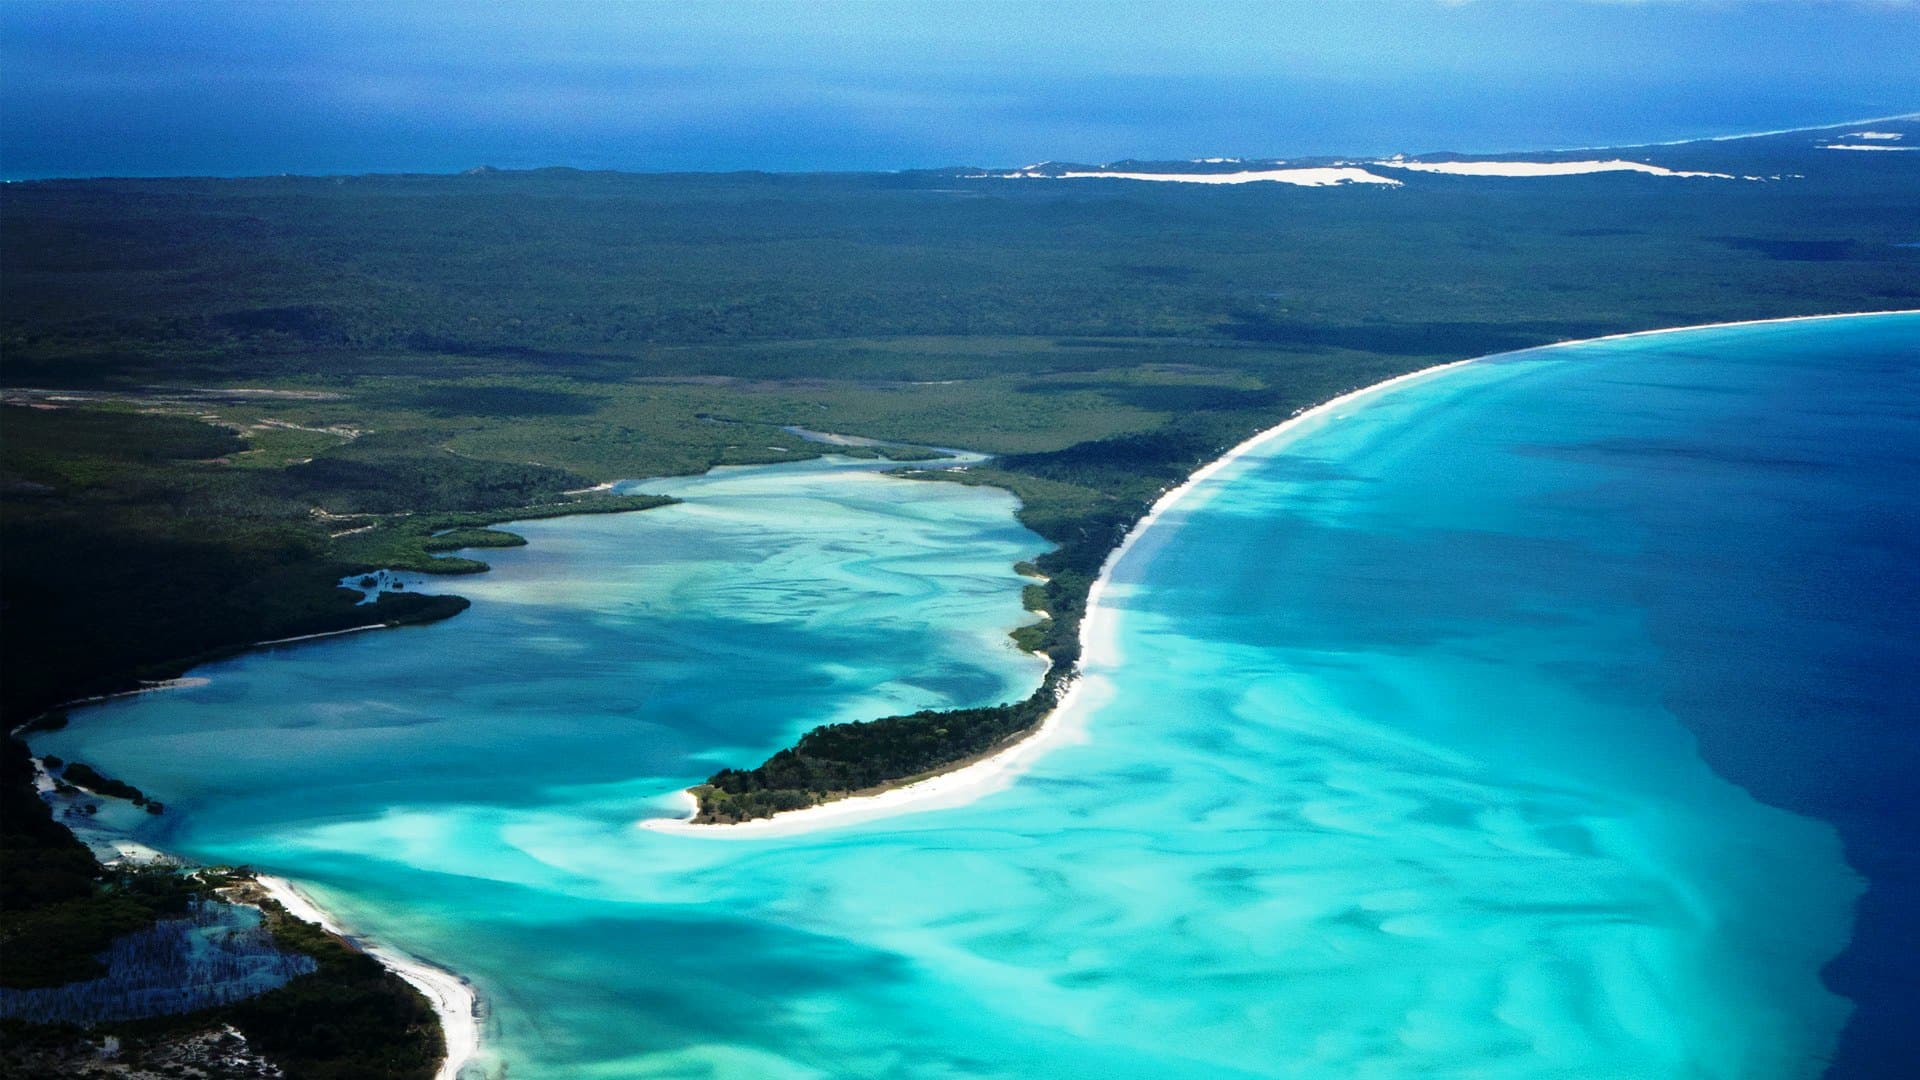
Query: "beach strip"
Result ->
[[253, 876, 480, 1080], [640, 668, 1108, 840]]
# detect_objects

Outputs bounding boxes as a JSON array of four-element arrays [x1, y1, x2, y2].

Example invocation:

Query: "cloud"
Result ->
[[4, 0, 1917, 177]]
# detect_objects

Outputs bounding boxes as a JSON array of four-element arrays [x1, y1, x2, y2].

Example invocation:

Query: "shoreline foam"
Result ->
[[253, 876, 480, 1080], [643, 307, 1919, 840]]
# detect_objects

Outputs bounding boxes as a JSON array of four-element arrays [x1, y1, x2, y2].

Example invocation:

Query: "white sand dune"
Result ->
[[1374, 158, 1738, 179], [973, 145, 1876, 186], [982, 167, 1400, 187]]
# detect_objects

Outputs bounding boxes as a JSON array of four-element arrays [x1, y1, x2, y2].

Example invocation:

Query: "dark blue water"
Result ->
[[1558, 319, 1920, 1076]]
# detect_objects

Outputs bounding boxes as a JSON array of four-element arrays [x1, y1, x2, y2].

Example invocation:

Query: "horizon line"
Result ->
[[4, 110, 1914, 186]]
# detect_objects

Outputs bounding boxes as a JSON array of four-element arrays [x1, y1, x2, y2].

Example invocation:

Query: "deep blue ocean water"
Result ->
[[37, 313, 1919, 1077]]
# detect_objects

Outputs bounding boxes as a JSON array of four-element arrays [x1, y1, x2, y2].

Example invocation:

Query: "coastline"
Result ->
[[642, 306, 1919, 840], [27, 308, 1914, 1076], [247, 623, 391, 649], [6, 775, 480, 1077], [1560, 110, 1920, 152], [10, 678, 211, 732], [253, 875, 481, 1080], [641, 355, 1488, 839], [1524, 307, 1919, 353], [640, 669, 1106, 840], [15, 610, 460, 738]]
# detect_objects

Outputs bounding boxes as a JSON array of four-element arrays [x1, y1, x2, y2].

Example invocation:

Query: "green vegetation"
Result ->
[[687, 359, 1497, 818], [690, 407, 1371, 819], [331, 492, 675, 573], [0, 395, 663, 1073], [2, 731, 438, 1076], [698, 687, 1062, 822], [55, 762, 153, 810], [0, 940, 439, 1080], [227, 897, 441, 1080], [0, 402, 676, 723], [0, 740, 198, 989]]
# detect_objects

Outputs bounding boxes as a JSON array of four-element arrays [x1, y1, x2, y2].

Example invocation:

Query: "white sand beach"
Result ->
[[1534, 309, 1920, 352], [31, 677, 212, 718], [638, 682, 1099, 840], [641, 308, 1920, 841], [1823, 144, 1916, 152], [253, 876, 480, 1080], [251, 624, 389, 649]]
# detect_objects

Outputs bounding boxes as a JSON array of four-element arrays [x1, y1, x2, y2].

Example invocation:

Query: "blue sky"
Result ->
[[3, 0, 1917, 178]]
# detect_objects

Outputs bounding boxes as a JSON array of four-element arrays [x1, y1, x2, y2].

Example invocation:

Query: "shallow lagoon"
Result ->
[[41, 314, 1919, 1077]]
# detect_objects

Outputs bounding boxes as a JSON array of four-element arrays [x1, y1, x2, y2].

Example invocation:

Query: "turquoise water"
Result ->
[[38, 314, 1919, 1077]]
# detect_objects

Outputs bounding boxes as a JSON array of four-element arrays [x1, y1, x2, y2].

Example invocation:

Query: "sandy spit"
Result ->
[[640, 308, 1920, 840]]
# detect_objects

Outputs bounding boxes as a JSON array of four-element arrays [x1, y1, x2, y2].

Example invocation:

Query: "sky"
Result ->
[[3, 0, 1918, 179]]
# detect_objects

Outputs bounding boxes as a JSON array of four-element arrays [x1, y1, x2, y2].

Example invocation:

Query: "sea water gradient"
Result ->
[[38, 314, 1919, 1077]]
